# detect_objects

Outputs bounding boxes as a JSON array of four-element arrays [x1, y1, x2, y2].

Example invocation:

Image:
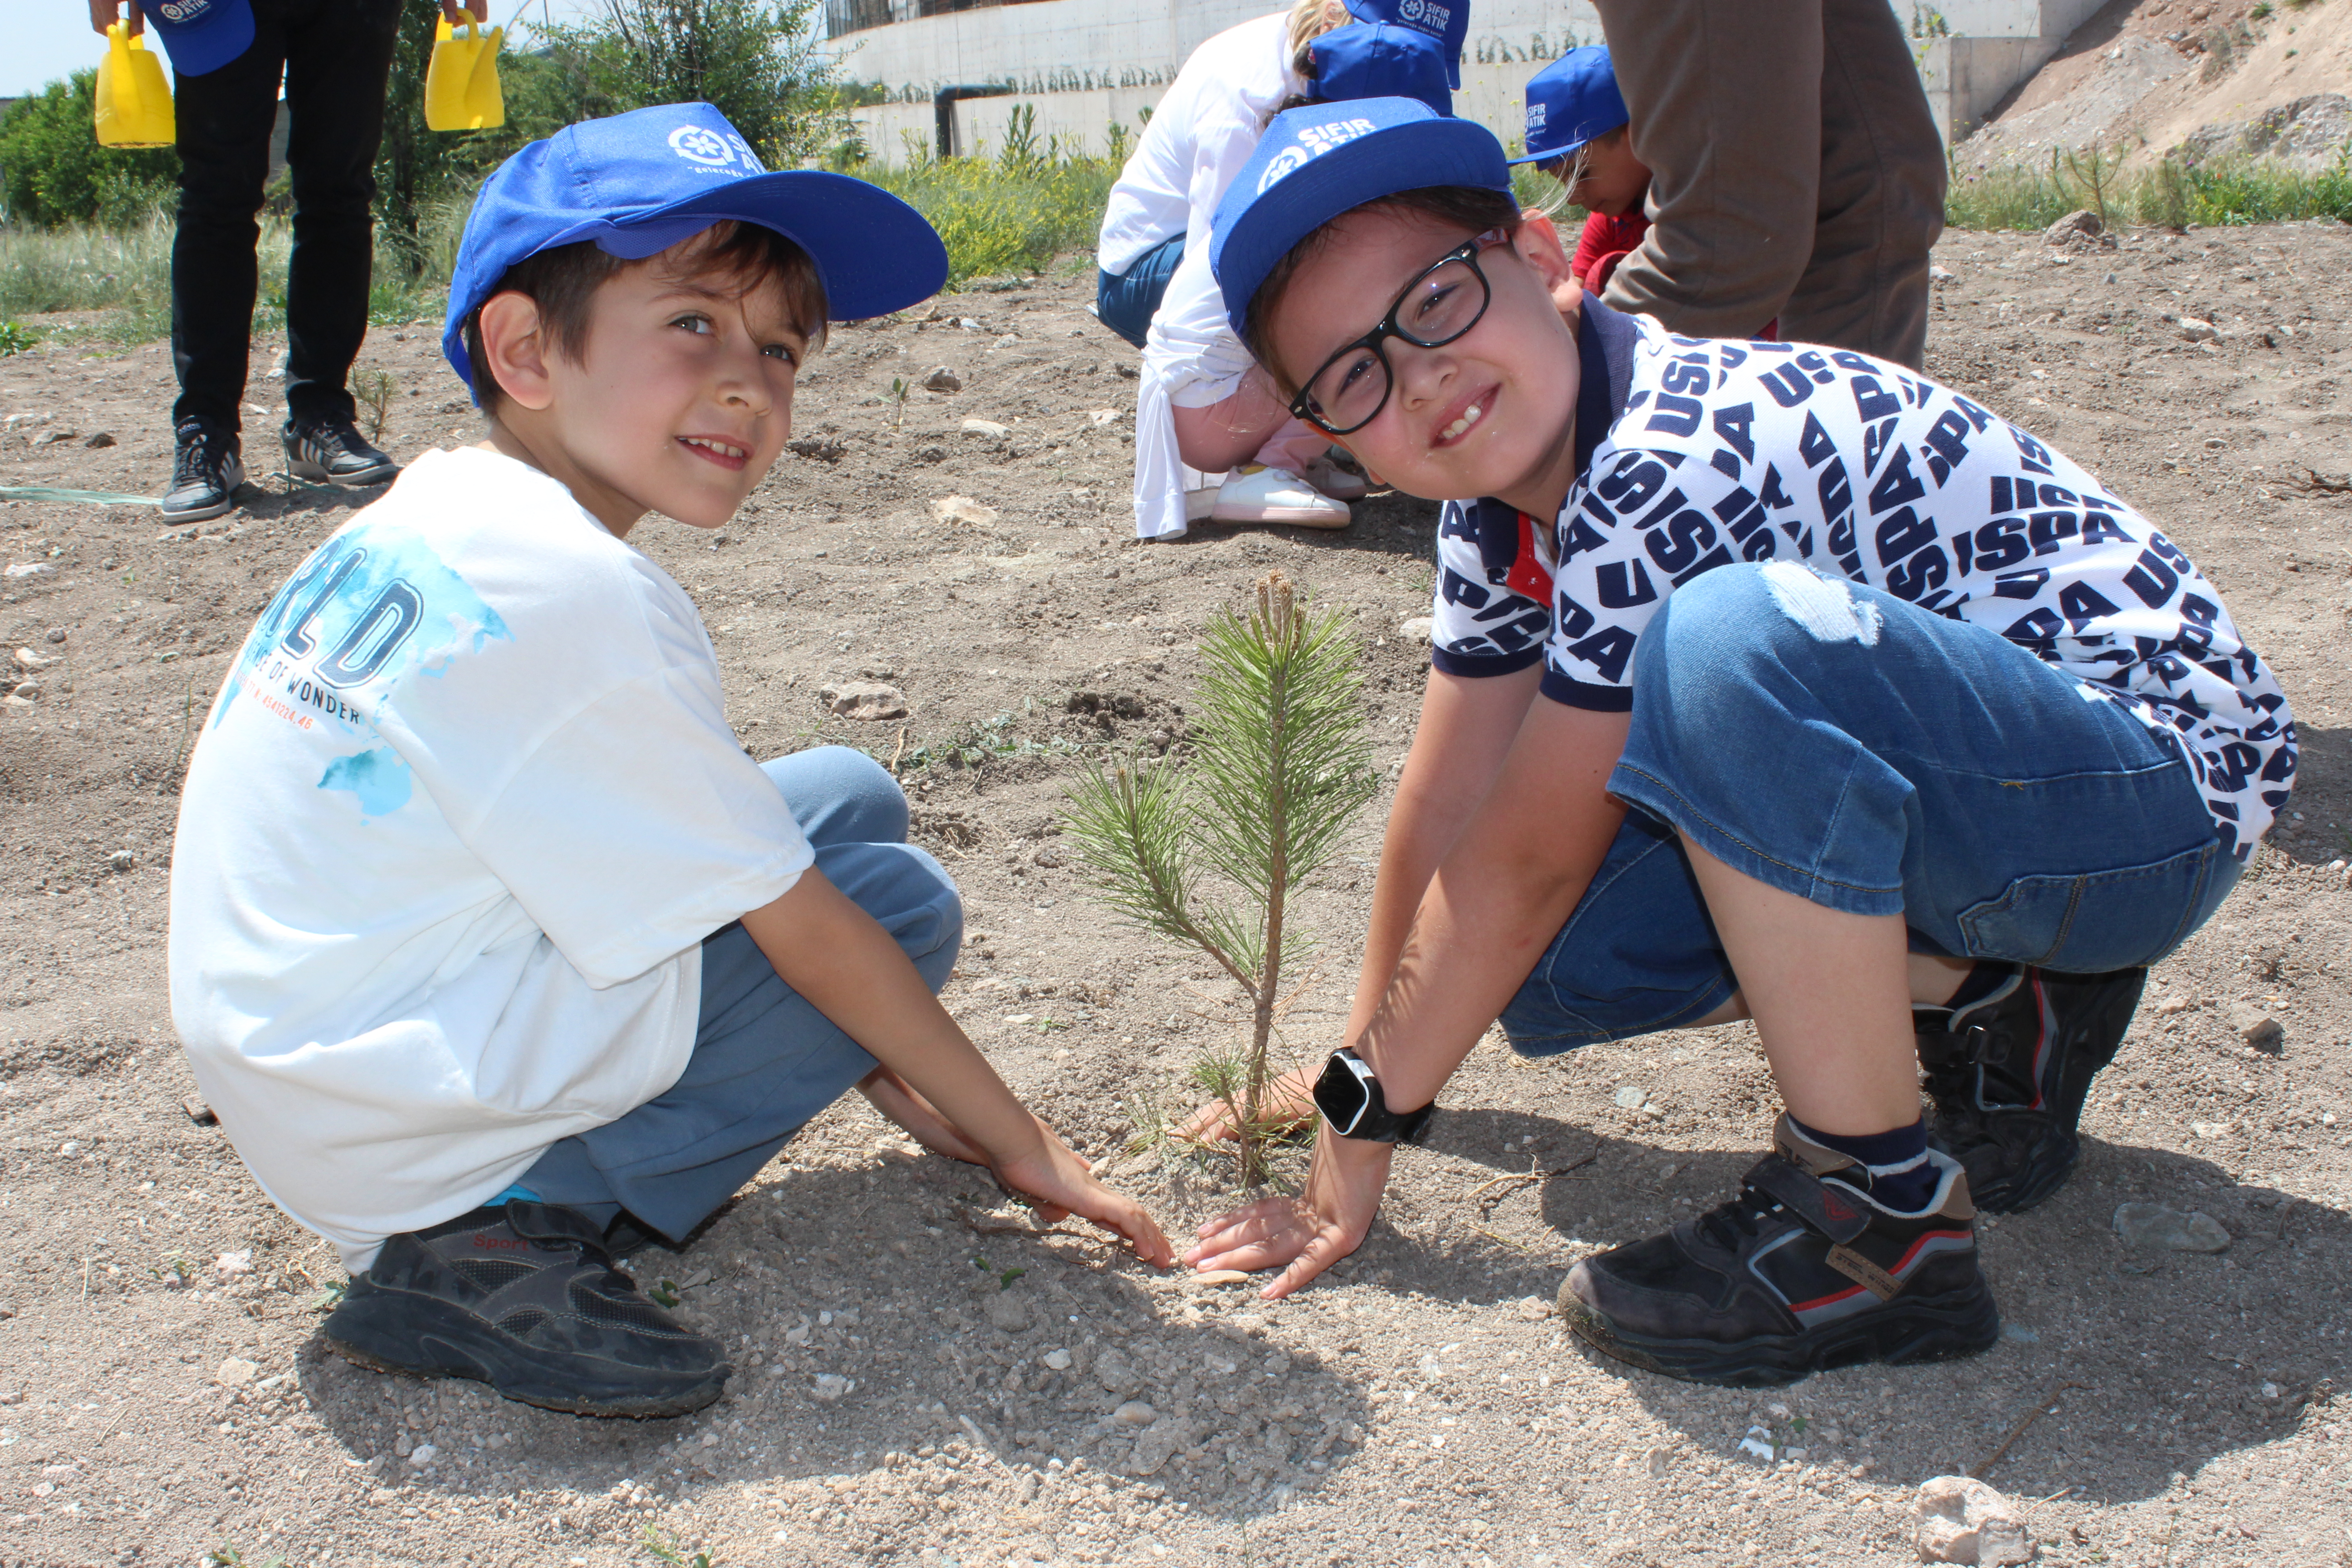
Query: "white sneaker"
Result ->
[[1209, 466, 1352, 528], [1302, 453, 1369, 501]]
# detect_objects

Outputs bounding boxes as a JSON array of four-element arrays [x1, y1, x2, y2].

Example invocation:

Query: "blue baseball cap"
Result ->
[[1210, 97, 1509, 340], [137, 0, 255, 77], [442, 102, 949, 397], [1509, 48, 1627, 167], [1308, 24, 1453, 117], [1342, 0, 1468, 88]]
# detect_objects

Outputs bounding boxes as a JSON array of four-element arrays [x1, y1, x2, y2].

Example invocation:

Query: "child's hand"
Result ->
[[856, 1066, 990, 1166], [991, 1122, 1177, 1269], [1171, 1065, 1318, 1144]]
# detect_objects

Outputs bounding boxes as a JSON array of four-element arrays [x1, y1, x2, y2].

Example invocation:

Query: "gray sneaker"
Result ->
[[283, 413, 397, 486], [161, 418, 246, 522]]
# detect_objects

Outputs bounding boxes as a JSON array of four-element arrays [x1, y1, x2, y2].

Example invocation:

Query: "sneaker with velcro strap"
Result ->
[[1916, 963, 2146, 1215], [282, 412, 399, 487], [1558, 1114, 1999, 1387], [322, 1199, 728, 1418]]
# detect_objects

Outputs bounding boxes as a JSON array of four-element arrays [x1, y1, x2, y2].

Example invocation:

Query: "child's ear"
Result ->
[[1514, 212, 1585, 324], [477, 291, 557, 413]]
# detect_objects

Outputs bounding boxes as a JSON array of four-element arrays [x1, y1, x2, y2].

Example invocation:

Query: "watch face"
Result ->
[[1313, 1051, 1374, 1134]]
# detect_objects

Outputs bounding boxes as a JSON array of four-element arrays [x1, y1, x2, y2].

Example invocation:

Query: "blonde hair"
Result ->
[[1287, 0, 1351, 80]]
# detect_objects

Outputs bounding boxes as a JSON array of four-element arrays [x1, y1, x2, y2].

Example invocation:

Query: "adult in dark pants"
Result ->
[[89, 0, 467, 520], [1591, 0, 1946, 369]]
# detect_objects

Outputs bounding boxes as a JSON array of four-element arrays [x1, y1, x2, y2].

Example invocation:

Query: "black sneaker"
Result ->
[[1558, 1116, 1998, 1387], [283, 413, 398, 486], [1916, 964, 2146, 1215], [161, 418, 245, 522], [322, 1199, 728, 1418]]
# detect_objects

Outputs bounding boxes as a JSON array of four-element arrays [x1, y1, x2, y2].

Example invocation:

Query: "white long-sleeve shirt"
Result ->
[[1098, 11, 1302, 539]]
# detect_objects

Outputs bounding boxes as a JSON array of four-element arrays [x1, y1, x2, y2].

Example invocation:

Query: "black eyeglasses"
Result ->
[[1287, 230, 1504, 436]]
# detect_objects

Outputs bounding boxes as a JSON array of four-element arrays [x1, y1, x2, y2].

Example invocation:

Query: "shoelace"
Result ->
[[1695, 1183, 1790, 1251], [172, 425, 230, 487]]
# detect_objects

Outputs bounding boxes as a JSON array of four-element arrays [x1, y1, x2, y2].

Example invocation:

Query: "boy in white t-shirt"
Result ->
[[168, 103, 1173, 1420]]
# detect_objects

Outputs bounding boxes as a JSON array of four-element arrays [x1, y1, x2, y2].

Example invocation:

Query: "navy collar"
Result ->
[[1468, 294, 1632, 576]]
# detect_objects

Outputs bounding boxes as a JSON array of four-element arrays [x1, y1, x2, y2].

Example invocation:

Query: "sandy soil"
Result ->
[[3, 217, 2352, 1568]]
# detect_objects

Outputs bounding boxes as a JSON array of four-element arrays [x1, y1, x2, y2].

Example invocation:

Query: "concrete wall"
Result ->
[[838, 0, 2112, 166]]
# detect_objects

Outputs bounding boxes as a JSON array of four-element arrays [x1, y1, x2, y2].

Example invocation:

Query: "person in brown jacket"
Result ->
[[1591, 0, 1946, 368]]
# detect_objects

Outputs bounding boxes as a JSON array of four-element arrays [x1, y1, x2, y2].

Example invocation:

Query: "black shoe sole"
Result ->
[[322, 1287, 728, 1419], [285, 455, 397, 486], [1561, 1281, 2000, 1388], [1959, 1128, 2081, 1215]]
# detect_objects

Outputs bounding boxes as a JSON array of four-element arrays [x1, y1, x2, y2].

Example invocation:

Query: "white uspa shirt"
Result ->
[[168, 447, 812, 1273], [1097, 10, 1303, 540]]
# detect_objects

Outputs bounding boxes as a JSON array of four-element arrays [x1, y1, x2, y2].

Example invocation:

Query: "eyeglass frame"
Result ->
[[1284, 229, 1508, 436]]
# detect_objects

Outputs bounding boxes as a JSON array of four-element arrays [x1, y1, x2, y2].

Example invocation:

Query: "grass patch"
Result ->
[[1947, 147, 2352, 231], [858, 152, 1119, 286]]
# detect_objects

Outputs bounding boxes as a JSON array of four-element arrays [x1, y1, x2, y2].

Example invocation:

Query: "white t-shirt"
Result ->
[[168, 447, 813, 1273], [1098, 11, 1304, 540], [1430, 305, 2296, 856]]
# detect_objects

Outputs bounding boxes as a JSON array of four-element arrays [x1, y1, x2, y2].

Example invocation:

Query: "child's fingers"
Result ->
[[1188, 1196, 1290, 1248]]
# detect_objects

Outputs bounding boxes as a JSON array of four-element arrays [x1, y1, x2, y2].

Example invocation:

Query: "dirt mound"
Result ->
[[1956, 0, 2352, 172]]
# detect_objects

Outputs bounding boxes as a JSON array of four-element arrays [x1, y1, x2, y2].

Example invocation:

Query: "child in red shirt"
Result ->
[[1511, 49, 1652, 294]]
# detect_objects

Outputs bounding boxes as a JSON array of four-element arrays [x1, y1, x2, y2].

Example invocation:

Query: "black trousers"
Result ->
[[171, 0, 404, 432]]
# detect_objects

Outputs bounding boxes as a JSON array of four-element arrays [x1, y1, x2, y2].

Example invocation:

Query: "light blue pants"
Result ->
[[518, 747, 962, 1242]]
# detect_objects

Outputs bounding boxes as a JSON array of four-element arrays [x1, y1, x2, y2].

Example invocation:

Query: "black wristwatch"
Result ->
[[1313, 1048, 1435, 1144]]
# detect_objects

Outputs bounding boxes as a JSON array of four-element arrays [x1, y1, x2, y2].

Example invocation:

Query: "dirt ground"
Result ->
[[3, 215, 2352, 1568]]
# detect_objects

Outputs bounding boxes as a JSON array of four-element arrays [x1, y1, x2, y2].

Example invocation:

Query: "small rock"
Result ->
[[1930, 265, 1956, 282], [43, 627, 66, 644], [957, 318, 983, 331], [83, 432, 116, 449], [2261, 1380, 2281, 1399], [1041, 1348, 1073, 1372], [1913, 1474, 2034, 1564], [181, 1094, 218, 1127], [1191, 1269, 1253, 1286], [1094, 1345, 1143, 1396], [1114, 1400, 1157, 1426], [215, 1249, 253, 1280], [984, 1290, 1032, 1333], [2114, 1202, 2231, 1254], [819, 681, 906, 721], [2044, 208, 2103, 246], [1398, 615, 1434, 644], [14, 647, 50, 670], [1612, 1085, 1647, 1110], [1646, 1445, 1672, 1478], [216, 1357, 259, 1387], [1736, 1426, 1774, 1461], [2179, 317, 2220, 343], [2154, 995, 2194, 1015], [108, 849, 135, 872], [4, 564, 56, 578], [960, 418, 1009, 438], [407, 1443, 440, 1468], [2228, 1004, 2284, 1054], [931, 495, 1000, 526], [921, 366, 963, 392], [1517, 1295, 1551, 1321], [811, 1373, 853, 1402], [30, 429, 78, 448], [0, 1389, 22, 1406], [2001, 1323, 2040, 1344], [1088, 408, 1120, 426], [11, 680, 38, 700]]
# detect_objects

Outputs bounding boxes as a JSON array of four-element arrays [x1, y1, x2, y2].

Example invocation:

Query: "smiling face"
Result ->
[[1259, 202, 1583, 519], [472, 227, 815, 539]]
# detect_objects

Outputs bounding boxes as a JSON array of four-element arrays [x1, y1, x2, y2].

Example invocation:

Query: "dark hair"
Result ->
[[462, 220, 828, 413], [1242, 185, 1524, 396]]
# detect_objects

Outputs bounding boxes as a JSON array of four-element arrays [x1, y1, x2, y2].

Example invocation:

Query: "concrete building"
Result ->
[[828, 0, 2108, 165]]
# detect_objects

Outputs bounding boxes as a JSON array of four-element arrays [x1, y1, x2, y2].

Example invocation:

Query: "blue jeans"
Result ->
[[519, 747, 962, 1240], [1501, 563, 2236, 1054], [1096, 232, 1186, 349]]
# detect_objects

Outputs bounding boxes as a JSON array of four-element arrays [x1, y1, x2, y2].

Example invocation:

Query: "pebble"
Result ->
[[83, 432, 116, 449], [960, 418, 1009, 438], [215, 1249, 252, 1280], [1397, 616, 1433, 644], [13, 647, 50, 670], [0, 1389, 22, 1406], [43, 627, 66, 644], [2114, 1201, 2231, 1254], [819, 681, 907, 721], [1929, 265, 1955, 282], [2228, 1004, 2285, 1054], [1093, 1345, 1142, 1396], [1041, 1348, 1073, 1372], [1612, 1085, 1647, 1109], [984, 1290, 1032, 1333], [1190, 1269, 1253, 1286], [1113, 1401, 1156, 1426], [3, 564, 55, 578], [931, 495, 999, 526], [108, 849, 134, 872], [1736, 1426, 1774, 1461], [216, 1357, 258, 1387], [1913, 1474, 2032, 1565], [2179, 317, 2220, 343], [811, 1374, 853, 1402], [1646, 1446, 1672, 1478], [11, 680, 37, 700], [407, 1443, 440, 1468], [921, 366, 962, 392]]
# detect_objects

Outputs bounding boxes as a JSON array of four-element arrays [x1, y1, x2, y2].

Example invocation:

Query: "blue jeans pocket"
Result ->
[[1955, 839, 2220, 971]]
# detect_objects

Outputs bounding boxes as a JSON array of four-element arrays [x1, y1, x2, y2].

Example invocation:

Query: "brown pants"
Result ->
[[1593, 0, 1946, 368]]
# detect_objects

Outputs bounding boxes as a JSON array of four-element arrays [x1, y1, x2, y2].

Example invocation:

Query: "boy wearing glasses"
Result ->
[[1178, 99, 2293, 1385]]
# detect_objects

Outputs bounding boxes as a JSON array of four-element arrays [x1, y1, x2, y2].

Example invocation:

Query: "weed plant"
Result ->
[[857, 137, 1120, 285], [1946, 144, 2352, 230]]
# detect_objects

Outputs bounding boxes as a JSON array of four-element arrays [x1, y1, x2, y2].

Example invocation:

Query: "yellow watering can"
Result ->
[[94, 23, 175, 149], [425, 13, 505, 132]]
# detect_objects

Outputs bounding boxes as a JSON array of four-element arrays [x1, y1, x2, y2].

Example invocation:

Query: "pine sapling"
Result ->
[[1063, 571, 1377, 1185]]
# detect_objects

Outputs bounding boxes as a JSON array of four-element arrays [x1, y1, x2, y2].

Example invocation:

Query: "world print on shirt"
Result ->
[[1430, 319, 2295, 858]]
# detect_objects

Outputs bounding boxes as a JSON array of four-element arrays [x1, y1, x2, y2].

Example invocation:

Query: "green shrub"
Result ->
[[858, 146, 1118, 284], [0, 70, 182, 228], [1947, 144, 2352, 230]]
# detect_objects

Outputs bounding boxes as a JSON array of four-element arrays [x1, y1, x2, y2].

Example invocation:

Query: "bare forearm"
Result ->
[[741, 872, 1039, 1163]]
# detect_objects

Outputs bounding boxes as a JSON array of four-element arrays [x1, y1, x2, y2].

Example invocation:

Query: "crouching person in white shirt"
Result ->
[[167, 104, 1173, 1420], [1096, 0, 1465, 537]]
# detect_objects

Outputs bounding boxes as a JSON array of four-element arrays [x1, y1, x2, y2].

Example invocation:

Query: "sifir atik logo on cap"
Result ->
[[666, 124, 764, 172], [1394, 0, 1452, 36], [153, 0, 216, 20], [1255, 117, 1380, 194]]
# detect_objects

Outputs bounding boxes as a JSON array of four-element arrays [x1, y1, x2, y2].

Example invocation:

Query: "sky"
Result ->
[[7, 0, 614, 100]]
